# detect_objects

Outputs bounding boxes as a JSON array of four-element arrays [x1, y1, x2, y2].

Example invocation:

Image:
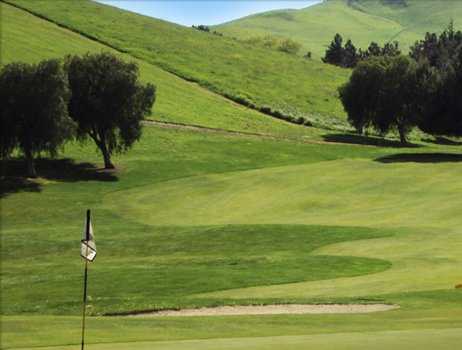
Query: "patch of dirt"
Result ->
[[126, 304, 399, 317]]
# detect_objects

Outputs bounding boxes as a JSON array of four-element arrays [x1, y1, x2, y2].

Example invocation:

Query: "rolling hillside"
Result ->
[[1, 1, 325, 139], [4, 0, 350, 127], [215, 0, 462, 59]]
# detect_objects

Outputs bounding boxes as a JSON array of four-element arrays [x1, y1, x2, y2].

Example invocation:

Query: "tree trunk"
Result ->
[[398, 124, 407, 145], [25, 149, 37, 178], [100, 142, 115, 169]]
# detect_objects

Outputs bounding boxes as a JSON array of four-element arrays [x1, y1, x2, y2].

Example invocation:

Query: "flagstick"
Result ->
[[81, 256, 88, 350], [81, 209, 91, 350]]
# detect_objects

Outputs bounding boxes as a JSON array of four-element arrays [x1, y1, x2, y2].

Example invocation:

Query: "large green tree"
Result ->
[[0, 60, 74, 177], [374, 56, 419, 144], [66, 53, 156, 169], [339, 55, 419, 144], [323, 33, 344, 66], [339, 57, 386, 134], [411, 23, 462, 138], [417, 51, 462, 137]]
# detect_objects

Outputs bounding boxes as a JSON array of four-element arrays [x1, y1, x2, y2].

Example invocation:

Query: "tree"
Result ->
[[382, 41, 401, 57], [339, 57, 385, 134], [0, 60, 74, 177], [410, 21, 462, 68], [410, 22, 462, 138], [417, 51, 462, 138], [339, 55, 419, 144], [192, 25, 210, 32], [343, 39, 358, 68], [66, 53, 156, 169], [367, 42, 382, 57], [358, 41, 400, 61], [373, 55, 419, 144], [323, 33, 344, 66]]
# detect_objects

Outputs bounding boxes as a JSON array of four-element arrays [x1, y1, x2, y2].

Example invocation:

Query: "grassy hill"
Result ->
[[4, 0, 351, 127], [2, 2, 330, 139], [215, 0, 462, 59]]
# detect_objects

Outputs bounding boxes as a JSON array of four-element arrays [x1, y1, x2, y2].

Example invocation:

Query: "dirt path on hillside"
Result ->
[[144, 119, 343, 146], [124, 304, 399, 317]]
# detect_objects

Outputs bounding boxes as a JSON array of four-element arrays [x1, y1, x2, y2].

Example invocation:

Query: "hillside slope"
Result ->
[[215, 0, 462, 59], [1, 2, 323, 139], [5, 0, 350, 126]]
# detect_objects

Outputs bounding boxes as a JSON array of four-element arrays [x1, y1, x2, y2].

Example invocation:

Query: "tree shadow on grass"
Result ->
[[375, 153, 462, 164], [421, 136, 462, 146], [1, 158, 118, 198], [323, 133, 421, 148]]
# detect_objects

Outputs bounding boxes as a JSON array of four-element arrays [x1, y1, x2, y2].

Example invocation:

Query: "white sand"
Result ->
[[128, 304, 399, 317]]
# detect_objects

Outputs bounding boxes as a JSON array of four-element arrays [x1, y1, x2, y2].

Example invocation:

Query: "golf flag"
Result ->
[[81, 210, 96, 262]]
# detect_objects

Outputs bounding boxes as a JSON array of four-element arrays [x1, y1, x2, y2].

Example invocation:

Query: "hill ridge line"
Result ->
[[2, 0, 313, 129]]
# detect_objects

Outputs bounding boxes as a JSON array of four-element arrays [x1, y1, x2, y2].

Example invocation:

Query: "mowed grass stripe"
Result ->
[[1, 224, 392, 315]]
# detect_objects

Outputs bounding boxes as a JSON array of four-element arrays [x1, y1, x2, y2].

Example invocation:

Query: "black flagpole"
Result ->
[[81, 209, 90, 350]]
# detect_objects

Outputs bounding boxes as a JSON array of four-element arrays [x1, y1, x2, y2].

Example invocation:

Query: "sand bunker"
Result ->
[[128, 304, 399, 317]]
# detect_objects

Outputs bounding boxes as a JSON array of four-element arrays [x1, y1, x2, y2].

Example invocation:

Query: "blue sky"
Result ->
[[97, 1, 320, 26]]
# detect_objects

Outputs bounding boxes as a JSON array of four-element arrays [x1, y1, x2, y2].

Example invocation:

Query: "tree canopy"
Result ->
[[339, 57, 384, 134], [339, 55, 418, 144], [0, 59, 74, 177], [65, 52, 156, 169], [417, 51, 462, 137]]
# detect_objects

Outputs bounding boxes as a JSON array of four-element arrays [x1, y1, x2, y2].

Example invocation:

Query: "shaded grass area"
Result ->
[[375, 152, 462, 163], [323, 133, 421, 148], [1, 158, 118, 197]]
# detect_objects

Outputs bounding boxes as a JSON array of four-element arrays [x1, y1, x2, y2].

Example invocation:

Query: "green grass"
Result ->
[[215, 0, 462, 59], [4, 0, 350, 125], [2, 223, 392, 315], [2, 124, 462, 349], [2, 2, 462, 349]]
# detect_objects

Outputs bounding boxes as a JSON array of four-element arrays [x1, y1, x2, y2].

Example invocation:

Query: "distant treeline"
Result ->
[[323, 33, 401, 68], [339, 22, 462, 144], [192, 25, 223, 36]]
